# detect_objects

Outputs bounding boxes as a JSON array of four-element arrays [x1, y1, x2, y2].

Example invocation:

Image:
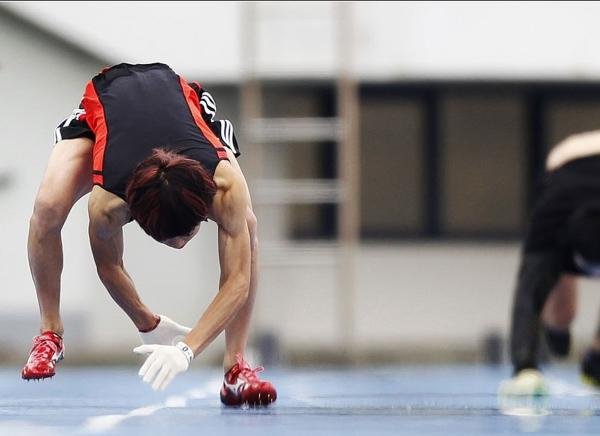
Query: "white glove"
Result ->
[[139, 315, 191, 346], [133, 342, 194, 391]]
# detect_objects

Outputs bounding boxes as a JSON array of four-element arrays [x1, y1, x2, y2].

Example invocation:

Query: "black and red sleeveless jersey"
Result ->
[[76, 63, 237, 200]]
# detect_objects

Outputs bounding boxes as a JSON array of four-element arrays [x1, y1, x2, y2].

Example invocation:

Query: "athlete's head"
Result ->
[[569, 203, 600, 274], [126, 148, 217, 248]]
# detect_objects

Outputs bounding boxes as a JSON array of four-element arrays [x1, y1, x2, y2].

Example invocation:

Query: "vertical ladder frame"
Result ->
[[240, 2, 361, 361]]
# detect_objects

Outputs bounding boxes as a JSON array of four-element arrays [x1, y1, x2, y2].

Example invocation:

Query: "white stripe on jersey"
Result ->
[[201, 92, 217, 111], [201, 97, 216, 113], [200, 101, 216, 121], [225, 121, 233, 148], [219, 120, 229, 147], [220, 120, 237, 153], [54, 127, 62, 143], [64, 108, 85, 127]]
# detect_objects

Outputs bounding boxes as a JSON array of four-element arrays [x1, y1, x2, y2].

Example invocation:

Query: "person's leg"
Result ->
[[28, 138, 93, 335], [541, 274, 577, 357], [591, 315, 600, 351], [219, 208, 276, 406], [215, 149, 276, 406], [542, 274, 577, 330], [580, 306, 600, 386], [223, 208, 258, 371]]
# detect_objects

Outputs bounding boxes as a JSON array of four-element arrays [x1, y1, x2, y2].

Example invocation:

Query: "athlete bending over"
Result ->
[[504, 130, 600, 394], [22, 63, 276, 406]]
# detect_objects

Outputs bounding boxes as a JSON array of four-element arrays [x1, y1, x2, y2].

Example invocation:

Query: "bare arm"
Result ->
[[183, 168, 252, 356], [88, 186, 158, 331]]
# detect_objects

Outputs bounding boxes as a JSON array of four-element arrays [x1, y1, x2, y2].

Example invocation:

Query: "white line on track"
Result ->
[[80, 377, 222, 434], [545, 376, 598, 397], [0, 421, 61, 436]]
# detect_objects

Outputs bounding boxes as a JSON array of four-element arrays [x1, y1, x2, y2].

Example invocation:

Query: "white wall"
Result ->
[[258, 243, 600, 359], [8, 2, 600, 80], [354, 1, 600, 80]]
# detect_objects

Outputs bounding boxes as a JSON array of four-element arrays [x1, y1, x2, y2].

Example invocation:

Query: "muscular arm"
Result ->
[[88, 186, 157, 331], [510, 251, 562, 372], [183, 167, 252, 356]]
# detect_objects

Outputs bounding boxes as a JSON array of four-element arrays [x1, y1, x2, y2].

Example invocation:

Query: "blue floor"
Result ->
[[1, 365, 600, 435]]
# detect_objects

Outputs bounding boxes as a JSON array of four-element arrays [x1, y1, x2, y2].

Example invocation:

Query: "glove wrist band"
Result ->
[[176, 341, 194, 364]]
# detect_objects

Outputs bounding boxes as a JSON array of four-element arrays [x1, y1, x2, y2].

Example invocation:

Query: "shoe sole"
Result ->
[[22, 373, 55, 380], [220, 393, 276, 407]]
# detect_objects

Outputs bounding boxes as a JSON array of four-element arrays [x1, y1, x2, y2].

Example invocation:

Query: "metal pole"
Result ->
[[240, 2, 264, 188], [337, 2, 360, 360]]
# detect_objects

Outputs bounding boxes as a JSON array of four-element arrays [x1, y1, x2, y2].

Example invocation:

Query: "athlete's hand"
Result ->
[[133, 342, 194, 391], [139, 315, 191, 346]]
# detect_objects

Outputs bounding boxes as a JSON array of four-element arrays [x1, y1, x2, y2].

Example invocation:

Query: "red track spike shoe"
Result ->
[[220, 354, 277, 407], [21, 331, 64, 380]]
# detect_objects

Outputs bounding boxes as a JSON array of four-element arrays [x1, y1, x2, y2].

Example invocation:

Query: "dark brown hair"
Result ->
[[126, 148, 217, 241]]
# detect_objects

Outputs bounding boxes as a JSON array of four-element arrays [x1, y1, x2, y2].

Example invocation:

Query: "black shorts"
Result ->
[[53, 87, 240, 158], [53, 106, 94, 144]]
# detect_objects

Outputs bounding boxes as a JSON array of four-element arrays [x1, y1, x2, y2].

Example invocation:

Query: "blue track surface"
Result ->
[[1, 365, 600, 435]]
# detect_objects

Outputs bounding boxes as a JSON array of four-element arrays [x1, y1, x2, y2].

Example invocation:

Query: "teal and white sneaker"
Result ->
[[498, 369, 549, 397]]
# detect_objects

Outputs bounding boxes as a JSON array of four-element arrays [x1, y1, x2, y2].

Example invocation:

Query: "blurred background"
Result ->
[[2, 1, 600, 368]]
